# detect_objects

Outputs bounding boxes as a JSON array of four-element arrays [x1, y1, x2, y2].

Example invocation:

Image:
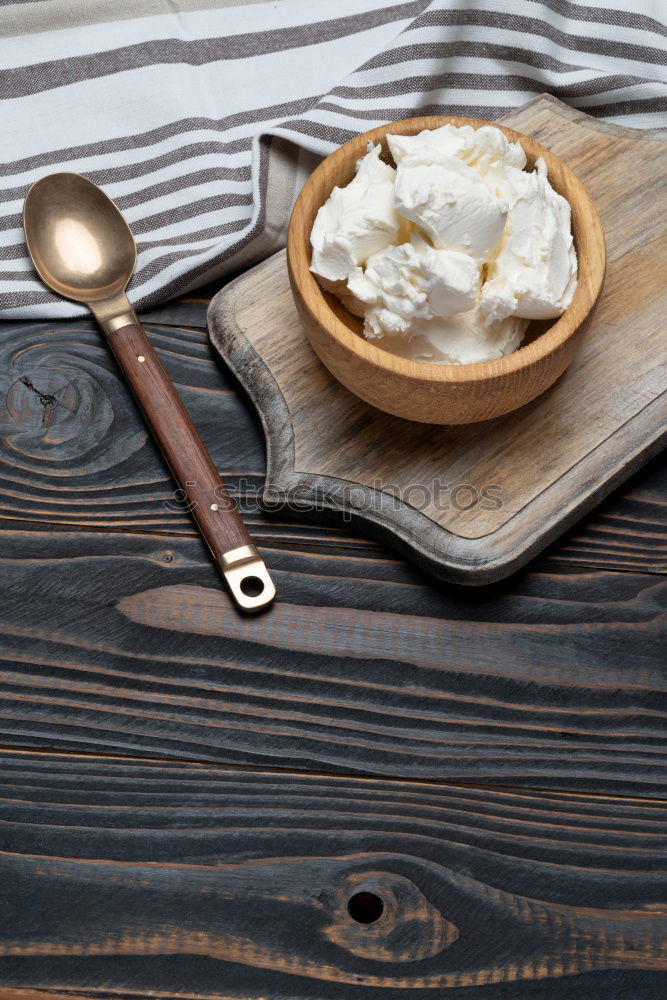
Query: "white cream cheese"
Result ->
[[309, 125, 577, 366], [310, 143, 407, 284], [347, 233, 479, 339], [373, 308, 528, 366], [394, 155, 508, 262], [388, 123, 527, 174], [480, 158, 578, 323]]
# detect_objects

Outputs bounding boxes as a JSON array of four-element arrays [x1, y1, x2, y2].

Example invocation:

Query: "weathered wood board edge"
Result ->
[[209, 286, 665, 585], [208, 97, 667, 585]]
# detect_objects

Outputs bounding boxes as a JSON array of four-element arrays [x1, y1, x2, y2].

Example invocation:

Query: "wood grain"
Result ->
[[287, 104, 606, 425], [209, 96, 666, 583], [0, 312, 667, 572], [0, 317, 266, 532], [543, 455, 666, 575], [1, 315, 663, 575], [0, 750, 665, 998], [0, 523, 664, 795]]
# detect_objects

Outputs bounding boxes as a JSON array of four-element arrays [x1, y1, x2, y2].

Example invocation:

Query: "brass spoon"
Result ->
[[23, 172, 275, 612]]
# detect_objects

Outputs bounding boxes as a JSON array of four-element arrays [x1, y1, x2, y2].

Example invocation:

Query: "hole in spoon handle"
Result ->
[[220, 545, 276, 612]]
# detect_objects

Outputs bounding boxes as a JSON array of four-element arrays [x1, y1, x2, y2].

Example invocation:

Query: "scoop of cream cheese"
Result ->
[[372, 307, 528, 365], [388, 123, 526, 174], [346, 233, 479, 339], [310, 143, 407, 284], [480, 158, 578, 323], [394, 153, 508, 262]]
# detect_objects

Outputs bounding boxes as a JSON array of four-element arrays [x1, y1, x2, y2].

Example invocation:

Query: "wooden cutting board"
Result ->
[[208, 95, 666, 584]]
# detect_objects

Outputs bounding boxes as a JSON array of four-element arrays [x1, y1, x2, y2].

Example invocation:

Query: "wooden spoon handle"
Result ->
[[105, 321, 275, 612]]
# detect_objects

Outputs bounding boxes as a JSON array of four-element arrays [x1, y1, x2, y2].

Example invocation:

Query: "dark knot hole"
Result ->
[[348, 891, 384, 924]]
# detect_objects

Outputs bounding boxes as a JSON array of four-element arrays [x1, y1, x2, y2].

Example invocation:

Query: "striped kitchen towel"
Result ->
[[1, 0, 665, 320]]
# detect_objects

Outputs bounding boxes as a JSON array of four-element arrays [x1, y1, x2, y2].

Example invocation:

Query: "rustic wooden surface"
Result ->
[[0, 276, 665, 996], [210, 98, 666, 582], [1, 751, 666, 998]]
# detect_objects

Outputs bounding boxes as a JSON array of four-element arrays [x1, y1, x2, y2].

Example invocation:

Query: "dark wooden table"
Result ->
[[0, 287, 665, 999]]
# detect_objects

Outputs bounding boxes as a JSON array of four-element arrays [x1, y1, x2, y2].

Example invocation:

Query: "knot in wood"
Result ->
[[325, 868, 459, 964]]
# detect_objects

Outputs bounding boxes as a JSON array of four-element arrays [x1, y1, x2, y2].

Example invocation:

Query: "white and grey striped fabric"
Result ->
[[1, 0, 665, 320]]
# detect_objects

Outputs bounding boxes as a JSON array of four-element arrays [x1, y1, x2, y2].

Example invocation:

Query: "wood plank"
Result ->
[[0, 750, 665, 998], [0, 316, 664, 575], [0, 525, 664, 795], [139, 282, 218, 330], [542, 454, 666, 575], [0, 318, 266, 532]]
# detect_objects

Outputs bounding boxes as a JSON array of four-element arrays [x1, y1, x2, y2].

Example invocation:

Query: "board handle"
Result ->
[[105, 321, 275, 612]]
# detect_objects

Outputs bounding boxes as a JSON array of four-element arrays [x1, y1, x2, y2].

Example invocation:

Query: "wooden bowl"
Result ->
[[286, 115, 605, 424]]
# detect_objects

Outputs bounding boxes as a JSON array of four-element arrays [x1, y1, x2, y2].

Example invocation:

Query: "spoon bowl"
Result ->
[[23, 172, 136, 304]]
